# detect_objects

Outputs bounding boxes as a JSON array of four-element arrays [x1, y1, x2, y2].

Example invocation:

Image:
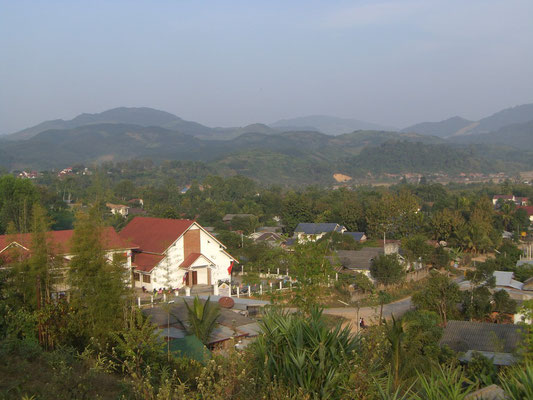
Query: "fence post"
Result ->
[[185, 287, 191, 297], [137, 297, 141, 308], [269, 282, 273, 292], [248, 285, 251, 297], [237, 286, 240, 298], [241, 265, 244, 275], [163, 293, 167, 302], [279, 281, 282, 291], [260, 284, 263, 295], [327, 275, 331, 287], [277, 268, 280, 275], [150, 295, 154, 308], [214, 284, 219, 296], [336, 273, 338, 282], [286, 268, 289, 276]]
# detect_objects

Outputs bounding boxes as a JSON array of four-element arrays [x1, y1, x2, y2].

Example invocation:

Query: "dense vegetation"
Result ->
[[0, 169, 532, 398]]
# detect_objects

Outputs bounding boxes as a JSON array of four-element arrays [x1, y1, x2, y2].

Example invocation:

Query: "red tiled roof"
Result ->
[[493, 195, 514, 199], [518, 206, 533, 216], [0, 227, 136, 256], [132, 252, 165, 272], [179, 253, 202, 269], [119, 217, 195, 254]]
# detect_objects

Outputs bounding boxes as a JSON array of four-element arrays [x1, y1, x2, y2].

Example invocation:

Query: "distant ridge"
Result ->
[[402, 116, 473, 138], [4, 107, 213, 141], [402, 103, 533, 138], [270, 115, 396, 136]]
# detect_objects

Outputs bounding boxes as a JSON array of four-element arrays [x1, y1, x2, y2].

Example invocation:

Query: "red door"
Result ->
[[192, 271, 198, 285]]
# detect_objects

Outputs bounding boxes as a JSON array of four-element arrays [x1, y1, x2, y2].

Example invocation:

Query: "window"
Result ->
[[142, 275, 151, 283], [133, 273, 140, 281]]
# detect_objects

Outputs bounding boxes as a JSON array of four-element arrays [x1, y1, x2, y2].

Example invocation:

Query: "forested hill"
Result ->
[[402, 103, 533, 138], [449, 120, 533, 150], [0, 122, 530, 185]]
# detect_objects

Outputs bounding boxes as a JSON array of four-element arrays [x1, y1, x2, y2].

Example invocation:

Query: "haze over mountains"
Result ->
[[403, 104, 533, 138], [1, 103, 532, 184]]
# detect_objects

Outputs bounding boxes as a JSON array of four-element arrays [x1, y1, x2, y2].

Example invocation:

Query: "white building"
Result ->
[[119, 217, 236, 291]]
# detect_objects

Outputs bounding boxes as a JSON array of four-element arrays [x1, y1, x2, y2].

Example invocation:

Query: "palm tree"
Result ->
[[252, 307, 359, 399], [178, 296, 220, 345], [385, 316, 406, 388]]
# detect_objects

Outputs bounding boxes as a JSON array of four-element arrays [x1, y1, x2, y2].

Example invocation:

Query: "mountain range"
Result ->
[[3, 107, 396, 140], [403, 103, 533, 138], [1, 103, 532, 184]]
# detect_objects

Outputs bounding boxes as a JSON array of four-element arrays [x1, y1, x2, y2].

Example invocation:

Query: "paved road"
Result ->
[[323, 296, 413, 326]]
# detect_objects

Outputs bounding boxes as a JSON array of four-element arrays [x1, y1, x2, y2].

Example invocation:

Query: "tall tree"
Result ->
[[412, 271, 461, 325], [68, 208, 129, 346]]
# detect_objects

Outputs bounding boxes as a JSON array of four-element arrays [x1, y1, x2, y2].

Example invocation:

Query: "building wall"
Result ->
[[147, 223, 232, 289], [198, 226, 232, 284]]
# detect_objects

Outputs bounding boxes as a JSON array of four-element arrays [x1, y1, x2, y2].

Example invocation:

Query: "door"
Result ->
[[192, 271, 198, 285]]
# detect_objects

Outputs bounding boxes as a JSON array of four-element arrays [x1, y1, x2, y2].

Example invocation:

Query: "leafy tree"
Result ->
[[370, 254, 406, 287], [462, 286, 492, 321], [465, 352, 498, 387], [366, 193, 397, 240], [412, 271, 461, 325], [431, 208, 464, 242], [352, 272, 374, 293], [492, 289, 517, 314], [401, 234, 433, 270], [432, 245, 451, 269], [0, 175, 40, 233], [281, 191, 314, 234], [230, 215, 259, 234], [289, 242, 334, 313], [112, 310, 165, 379], [317, 231, 361, 251]]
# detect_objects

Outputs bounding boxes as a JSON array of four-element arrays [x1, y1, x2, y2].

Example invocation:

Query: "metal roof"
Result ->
[[440, 320, 524, 354], [294, 223, 343, 234]]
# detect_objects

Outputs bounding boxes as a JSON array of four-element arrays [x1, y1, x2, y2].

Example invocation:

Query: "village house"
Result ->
[[459, 270, 533, 301], [248, 231, 284, 247], [343, 232, 367, 242], [18, 171, 39, 179], [439, 320, 526, 366], [0, 227, 136, 292], [327, 242, 401, 279], [106, 203, 130, 217], [293, 222, 346, 243], [119, 217, 236, 291], [492, 194, 529, 207]]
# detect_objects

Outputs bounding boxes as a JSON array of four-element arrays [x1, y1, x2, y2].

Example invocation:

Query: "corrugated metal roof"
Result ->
[[328, 248, 383, 270], [493, 271, 524, 290], [440, 320, 524, 353], [344, 232, 366, 241], [294, 223, 343, 234]]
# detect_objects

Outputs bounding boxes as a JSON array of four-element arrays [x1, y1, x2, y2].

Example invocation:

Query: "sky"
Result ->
[[1, 0, 533, 134]]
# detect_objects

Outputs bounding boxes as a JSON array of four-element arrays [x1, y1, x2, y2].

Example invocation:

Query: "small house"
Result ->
[[440, 320, 525, 366], [293, 223, 346, 243]]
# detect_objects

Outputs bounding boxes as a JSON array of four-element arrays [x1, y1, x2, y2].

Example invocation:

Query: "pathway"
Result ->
[[323, 296, 413, 327]]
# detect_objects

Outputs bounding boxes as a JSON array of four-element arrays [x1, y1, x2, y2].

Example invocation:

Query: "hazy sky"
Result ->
[[1, 0, 532, 133]]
